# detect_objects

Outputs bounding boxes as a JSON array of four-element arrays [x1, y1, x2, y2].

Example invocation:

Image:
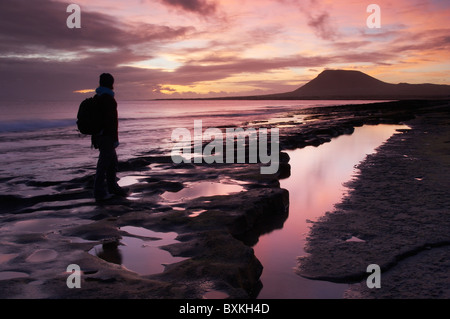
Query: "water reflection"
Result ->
[[234, 204, 289, 247], [253, 124, 408, 299], [161, 180, 245, 203], [95, 241, 122, 265], [89, 226, 187, 276]]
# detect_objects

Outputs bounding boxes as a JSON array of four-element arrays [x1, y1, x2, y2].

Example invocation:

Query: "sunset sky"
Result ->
[[0, 0, 449, 100]]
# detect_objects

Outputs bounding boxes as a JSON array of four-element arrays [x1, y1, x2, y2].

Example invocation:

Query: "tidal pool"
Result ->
[[89, 226, 187, 276], [161, 179, 245, 203], [253, 124, 408, 298]]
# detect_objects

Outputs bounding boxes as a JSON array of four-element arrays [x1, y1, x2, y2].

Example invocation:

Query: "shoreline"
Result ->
[[0, 99, 449, 299], [296, 102, 450, 298]]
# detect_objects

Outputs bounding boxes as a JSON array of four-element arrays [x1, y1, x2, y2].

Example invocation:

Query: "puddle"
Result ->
[[118, 175, 146, 187], [161, 180, 245, 203], [89, 226, 187, 276], [126, 192, 141, 201], [148, 163, 172, 171], [0, 271, 29, 280], [25, 249, 58, 263], [188, 210, 207, 218], [253, 124, 409, 299]]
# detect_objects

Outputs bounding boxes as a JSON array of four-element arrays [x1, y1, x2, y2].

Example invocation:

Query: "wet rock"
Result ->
[[25, 249, 58, 263]]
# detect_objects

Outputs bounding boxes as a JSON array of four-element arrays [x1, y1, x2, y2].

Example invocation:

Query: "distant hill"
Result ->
[[228, 70, 450, 100]]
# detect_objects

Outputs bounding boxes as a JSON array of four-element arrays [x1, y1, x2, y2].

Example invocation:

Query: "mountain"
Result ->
[[240, 70, 450, 100]]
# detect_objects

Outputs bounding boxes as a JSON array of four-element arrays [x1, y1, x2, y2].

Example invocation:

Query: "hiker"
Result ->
[[92, 73, 128, 201]]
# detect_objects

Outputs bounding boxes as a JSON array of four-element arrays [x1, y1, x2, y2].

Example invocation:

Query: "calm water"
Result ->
[[253, 124, 408, 298], [0, 99, 376, 196], [89, 226, 187, 276]]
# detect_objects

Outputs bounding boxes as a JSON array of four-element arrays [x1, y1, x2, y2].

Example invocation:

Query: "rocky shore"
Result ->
[[296, 102, 450, 298], [0, 99, 448, 299]]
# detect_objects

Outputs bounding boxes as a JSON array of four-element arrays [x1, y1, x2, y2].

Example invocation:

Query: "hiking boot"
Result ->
[[109, 186, 129, 197]]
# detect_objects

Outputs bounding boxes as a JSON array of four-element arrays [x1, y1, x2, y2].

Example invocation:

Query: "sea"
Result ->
[[0, 99, 374, 197]]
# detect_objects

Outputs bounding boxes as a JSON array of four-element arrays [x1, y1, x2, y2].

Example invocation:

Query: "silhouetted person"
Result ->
[[92, 73, 128, 201]]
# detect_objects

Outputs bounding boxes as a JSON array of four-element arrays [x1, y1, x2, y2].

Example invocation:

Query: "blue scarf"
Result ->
[[96, 86, 115, 97]]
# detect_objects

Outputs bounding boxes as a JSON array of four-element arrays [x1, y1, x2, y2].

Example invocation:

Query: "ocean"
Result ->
[[0, 99, 372, 197]]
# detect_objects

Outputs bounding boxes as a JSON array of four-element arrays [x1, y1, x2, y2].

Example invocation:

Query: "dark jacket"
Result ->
[[92, 87, 118, 148]]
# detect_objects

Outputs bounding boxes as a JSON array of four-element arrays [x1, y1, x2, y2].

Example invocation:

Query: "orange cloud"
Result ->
[[73, 89, 95, 94]]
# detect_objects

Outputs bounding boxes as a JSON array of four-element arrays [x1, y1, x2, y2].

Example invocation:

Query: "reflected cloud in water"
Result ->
[[253, 124, 409, 298]]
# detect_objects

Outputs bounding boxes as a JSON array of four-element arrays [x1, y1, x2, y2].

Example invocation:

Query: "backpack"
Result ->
[[76, 96, 102, 135]]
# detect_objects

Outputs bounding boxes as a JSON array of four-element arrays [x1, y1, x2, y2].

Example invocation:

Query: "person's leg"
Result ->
[[106, 148, 119, 192], [106, 150, 129, 197], [94, 136, 115, 199]]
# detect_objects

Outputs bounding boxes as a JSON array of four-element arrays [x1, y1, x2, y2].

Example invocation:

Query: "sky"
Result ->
[[0, 0, 449, 101]]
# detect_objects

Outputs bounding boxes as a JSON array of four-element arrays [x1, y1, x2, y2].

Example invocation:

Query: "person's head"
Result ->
[[99, 73, 114, 90]]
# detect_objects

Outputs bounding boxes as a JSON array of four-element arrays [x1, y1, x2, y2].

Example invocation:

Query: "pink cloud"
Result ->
[[0, 0, 449, 100]]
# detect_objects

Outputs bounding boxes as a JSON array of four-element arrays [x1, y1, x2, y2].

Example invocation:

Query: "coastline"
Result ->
[[0, 99, 449, 299], [297, 102, 450, 298]]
